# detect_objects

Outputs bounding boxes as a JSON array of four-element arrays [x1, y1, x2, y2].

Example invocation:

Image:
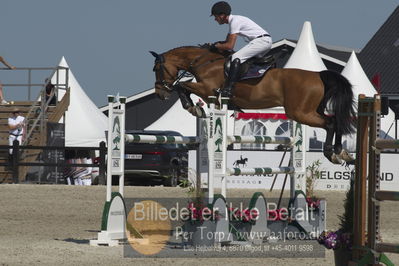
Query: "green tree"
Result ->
[[214, 118, 223, 152]]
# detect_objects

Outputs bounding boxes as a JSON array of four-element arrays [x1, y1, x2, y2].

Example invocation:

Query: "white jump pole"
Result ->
[[91, 95, 128, 246], [221, 97, 229, 198], [206, 96, 230, 202], [207, 98, 216, 203], [119, 96, 127, 196], [291, 120, 306, 198], [106, 95, 126, 201], [106, 95, 114, 202]]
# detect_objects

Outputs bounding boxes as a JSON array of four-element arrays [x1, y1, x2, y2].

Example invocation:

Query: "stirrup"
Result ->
[[220, 85, 234, 98], [214, 88, 222, 95], [215, 87, 233, 98], [221, 89, 232, 98]]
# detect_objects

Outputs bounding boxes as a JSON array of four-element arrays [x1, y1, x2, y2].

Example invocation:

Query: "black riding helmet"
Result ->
[[211, 1, 231, 16]]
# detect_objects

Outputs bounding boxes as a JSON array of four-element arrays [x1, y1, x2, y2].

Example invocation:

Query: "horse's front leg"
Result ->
[[177, 82, 214, 118], [175, 84, 194, 110]]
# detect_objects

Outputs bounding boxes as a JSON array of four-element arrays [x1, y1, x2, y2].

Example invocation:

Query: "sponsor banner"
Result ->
[[225, 151, 291, 189], [190, 150, 292, 190], [111, 109, 124, 173], [307, 152, 399, 191], [189, 151, 399, 191]]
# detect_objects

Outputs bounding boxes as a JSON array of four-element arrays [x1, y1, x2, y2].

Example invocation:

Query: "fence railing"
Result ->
[[1, 66, 70, 146], [0, 141, 106, 185], [0, 66, 69, 100]]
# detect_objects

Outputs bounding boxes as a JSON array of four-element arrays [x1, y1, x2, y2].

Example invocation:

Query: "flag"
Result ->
[[371, 73, 381, 93]]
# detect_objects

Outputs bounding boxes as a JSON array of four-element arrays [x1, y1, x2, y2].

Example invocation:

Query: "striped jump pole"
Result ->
[[227, 167, 295, 176], [375, 139, 399, 150], [125, 134, 200, 144], [227, 135, 294, 145]]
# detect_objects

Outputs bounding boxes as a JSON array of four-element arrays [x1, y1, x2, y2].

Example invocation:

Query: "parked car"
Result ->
[[123, 130, 189, 186]]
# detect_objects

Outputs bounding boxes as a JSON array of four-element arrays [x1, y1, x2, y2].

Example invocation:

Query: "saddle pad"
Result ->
[[239, 64, 273, 81]]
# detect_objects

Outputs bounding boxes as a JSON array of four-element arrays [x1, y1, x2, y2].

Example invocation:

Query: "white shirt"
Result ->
[[8, 115, 25, 136], [228, 15, 269, 41]]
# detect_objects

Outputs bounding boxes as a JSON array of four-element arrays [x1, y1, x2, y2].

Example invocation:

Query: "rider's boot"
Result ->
[[221, 58, 241, 98]]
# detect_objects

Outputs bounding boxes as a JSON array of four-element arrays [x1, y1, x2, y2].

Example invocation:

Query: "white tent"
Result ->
[[145, 96, 200, 136], [284, 21, 327, 71], [341, 51, 396, 138], [341, 52, 378, 97], [51, 57, 107, 147]]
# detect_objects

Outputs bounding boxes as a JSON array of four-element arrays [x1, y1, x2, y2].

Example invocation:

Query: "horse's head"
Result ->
[[150, 51, 178, 100]]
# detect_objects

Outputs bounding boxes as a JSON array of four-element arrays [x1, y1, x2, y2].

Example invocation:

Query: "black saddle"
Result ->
[[225, 54, 276, 81]]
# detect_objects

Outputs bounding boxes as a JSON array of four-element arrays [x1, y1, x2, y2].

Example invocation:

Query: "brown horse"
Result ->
[[150, 46, 356, 164]]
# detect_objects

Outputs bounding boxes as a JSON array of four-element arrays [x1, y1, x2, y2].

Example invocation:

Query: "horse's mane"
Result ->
[[169, 45, 202, 51], [167, 44, 231, 57]]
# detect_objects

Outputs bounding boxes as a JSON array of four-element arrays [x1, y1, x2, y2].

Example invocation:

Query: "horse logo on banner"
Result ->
[[233, 155, 248, 168]]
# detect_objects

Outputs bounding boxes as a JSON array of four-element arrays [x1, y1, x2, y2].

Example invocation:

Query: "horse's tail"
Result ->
[[319, 70, 356, 135]]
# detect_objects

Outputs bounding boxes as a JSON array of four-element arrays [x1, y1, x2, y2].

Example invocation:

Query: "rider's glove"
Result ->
[[209, 42, 219, 52]]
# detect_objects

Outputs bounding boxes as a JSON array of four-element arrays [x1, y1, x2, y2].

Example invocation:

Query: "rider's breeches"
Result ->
[[9, 134, 22, 154], [231, 36, 272, 63]]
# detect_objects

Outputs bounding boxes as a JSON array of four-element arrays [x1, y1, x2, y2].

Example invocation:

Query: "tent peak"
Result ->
[[58, 56, 69, 68], [284, 21, 327, 71]]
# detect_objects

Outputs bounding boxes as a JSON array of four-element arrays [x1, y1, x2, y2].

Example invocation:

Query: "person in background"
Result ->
[[64, 150, 93, 185], [44, 78, 57, 106], [0, 56, 16, 104], [8, 107, 25, 158]]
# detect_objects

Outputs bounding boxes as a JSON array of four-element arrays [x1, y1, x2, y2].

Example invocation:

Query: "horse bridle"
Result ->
[[150, 50, 225, 92], [150, 51, 175, 92]]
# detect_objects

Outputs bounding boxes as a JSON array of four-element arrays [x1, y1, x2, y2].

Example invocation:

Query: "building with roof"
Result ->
[[358, 6, 399, 121], [359, 6, 399, 95]]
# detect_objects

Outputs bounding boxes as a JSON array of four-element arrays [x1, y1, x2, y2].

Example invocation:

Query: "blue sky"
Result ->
[[1, 0, 397, 106]]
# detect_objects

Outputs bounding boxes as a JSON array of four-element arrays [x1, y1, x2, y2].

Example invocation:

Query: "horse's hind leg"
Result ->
[[323, 119, 340, 164], [291, 111, 340, 164], [322, 116, 352, 164], [326, 119, 354, 164], [333, 133, 343, 155], [334, 133, 355, 163], [299, 112, 344, 164]]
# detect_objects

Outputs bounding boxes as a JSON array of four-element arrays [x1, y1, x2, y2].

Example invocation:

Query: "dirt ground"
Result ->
[[0, 184, 398, 266]]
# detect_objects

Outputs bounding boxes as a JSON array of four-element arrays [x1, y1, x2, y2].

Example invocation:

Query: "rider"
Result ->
[[210, 1, 272, 97]]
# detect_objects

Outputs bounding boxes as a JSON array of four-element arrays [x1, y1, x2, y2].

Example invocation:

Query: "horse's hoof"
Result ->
[[338, 149, 355, 162], [331, 154, 342, 164], [187, 106, 197, 117], [193, 106, 204, 118]]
